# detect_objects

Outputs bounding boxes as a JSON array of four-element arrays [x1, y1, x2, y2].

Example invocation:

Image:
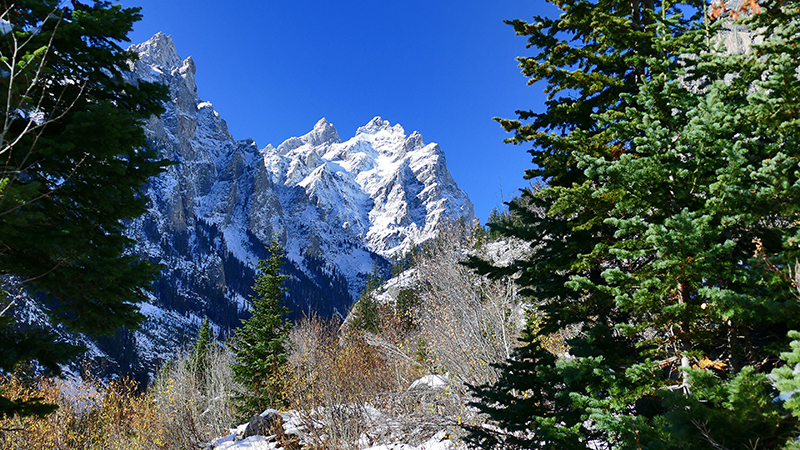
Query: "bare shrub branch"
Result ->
[[150, 341, 239, 447], [412, 219, 525, 388]]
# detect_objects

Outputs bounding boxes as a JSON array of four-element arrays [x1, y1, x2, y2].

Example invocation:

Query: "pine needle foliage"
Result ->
[[230, 237, 291, 417], [188, 317, 212, 388], [773, 331, 800, 421], [467, 0, 800, 448], [0, 0, 169, 419], [351, 262, 385, 334]]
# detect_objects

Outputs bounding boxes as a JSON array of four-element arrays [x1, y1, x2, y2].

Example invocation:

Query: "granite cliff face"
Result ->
[[109, 32, 474, 377]]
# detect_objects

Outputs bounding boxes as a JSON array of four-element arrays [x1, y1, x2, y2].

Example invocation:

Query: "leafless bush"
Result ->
[[0, 374, 165, 450], [150, 342, 239, 447], [0, 343, 238, 450], [284, 313, 420, 449], [280, 218, 536, 448], [308, 219, 531, 446], [412, 219, 525, 389]]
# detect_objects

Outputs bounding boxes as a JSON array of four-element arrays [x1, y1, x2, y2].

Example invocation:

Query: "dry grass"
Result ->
[[282, 312, 481, 449]]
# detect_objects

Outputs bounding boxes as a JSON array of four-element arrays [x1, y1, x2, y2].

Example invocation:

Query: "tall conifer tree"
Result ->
[[468, 0, 800, 447], [0, 1, 168, 418], [230, 237, 291, 416], [189, 317, 213, 389]]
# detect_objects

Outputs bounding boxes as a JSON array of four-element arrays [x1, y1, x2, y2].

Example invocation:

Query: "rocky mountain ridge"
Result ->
[[103, 32, 473, 378]]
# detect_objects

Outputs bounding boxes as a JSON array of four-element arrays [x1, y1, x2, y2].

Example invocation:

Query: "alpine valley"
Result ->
[[10, 32, 474, 381]]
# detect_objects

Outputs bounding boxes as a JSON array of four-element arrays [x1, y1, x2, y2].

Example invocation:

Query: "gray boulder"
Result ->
[[242, 409, 283, 440]]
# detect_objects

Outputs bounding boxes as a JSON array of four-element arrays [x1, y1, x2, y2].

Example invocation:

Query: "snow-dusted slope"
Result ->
[[108, 33, 474, 377]]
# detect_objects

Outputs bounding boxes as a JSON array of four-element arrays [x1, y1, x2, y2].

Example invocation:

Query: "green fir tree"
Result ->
[[0, 0, 169, 418], [230, 237, 291, 416], [467, 0, 800, 448], [352, 260, 385, 334], [774, 331, 800, 421], [188, 317, 212, 387]]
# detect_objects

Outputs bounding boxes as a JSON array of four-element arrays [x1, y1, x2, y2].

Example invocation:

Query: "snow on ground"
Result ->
[[360, 431, 457, 450], [409, 374, 450, 390], [209, 381, 467, 450], [212, 425, 459, 450]]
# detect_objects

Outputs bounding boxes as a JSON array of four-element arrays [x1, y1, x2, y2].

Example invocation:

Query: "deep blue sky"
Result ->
[[116, 0, 558, 223]]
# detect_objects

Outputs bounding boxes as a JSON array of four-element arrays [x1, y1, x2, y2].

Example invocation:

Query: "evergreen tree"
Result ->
[[230, 237, 291, 416], [188, 317, 212, 385], [468, 0, 800, 448], [352, 261, 385, 334], [773, 331, 800, 421], [0, 0, 168, 418]]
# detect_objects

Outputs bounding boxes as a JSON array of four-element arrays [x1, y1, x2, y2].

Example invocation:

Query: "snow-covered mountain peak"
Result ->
[[180, 55, 196, 77], [313, 117, 335, 134], [8, 31, 478, 385], [265, 116, 474, 259], [105, 34, 475, 379], [130, 32, 182, 71], [356, 116, 404, 138], [277, 117, 341, 155]]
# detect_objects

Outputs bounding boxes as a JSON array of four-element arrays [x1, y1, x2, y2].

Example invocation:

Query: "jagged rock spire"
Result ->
[[130, 32, 182, 70]]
